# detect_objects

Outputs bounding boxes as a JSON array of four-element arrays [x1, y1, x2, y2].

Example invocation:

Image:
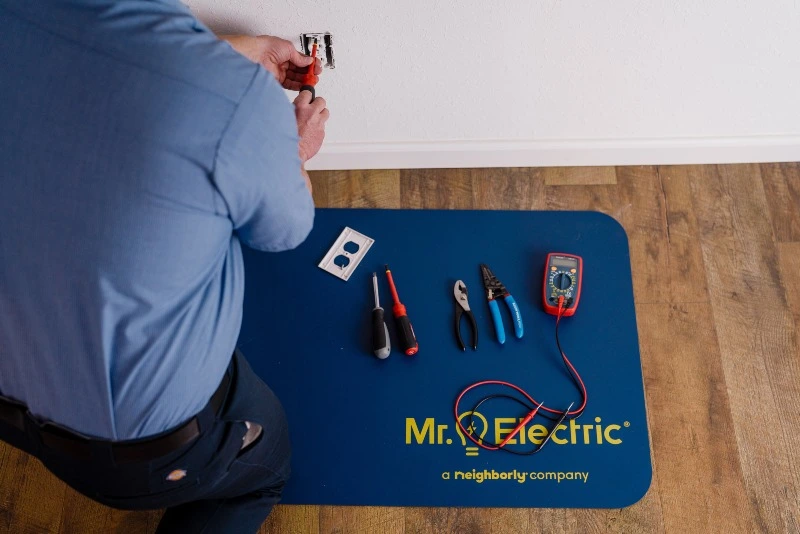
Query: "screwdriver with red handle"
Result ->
[[299, 39, 318, 102], [384, 264, 419, 356]]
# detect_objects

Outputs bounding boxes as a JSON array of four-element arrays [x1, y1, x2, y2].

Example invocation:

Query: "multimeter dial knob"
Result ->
[[553, 272, 572, 290]]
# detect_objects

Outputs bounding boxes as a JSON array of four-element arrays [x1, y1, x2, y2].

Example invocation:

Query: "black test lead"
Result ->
[[384, 264, 419, 356], [371, 273, 391, 359]]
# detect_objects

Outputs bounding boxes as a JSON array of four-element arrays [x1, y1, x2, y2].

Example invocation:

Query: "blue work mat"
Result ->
[[238, 209, 651, 508]]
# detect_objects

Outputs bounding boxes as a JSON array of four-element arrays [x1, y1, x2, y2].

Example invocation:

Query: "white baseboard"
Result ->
[[305, 135, 800, 170]]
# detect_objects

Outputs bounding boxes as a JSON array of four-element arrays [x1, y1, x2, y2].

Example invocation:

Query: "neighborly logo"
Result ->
[[406, 412, 630, 456]]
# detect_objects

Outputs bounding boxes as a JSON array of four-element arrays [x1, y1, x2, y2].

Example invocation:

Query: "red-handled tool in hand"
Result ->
[[299, 39, 318, 102], [385, 264, 419, 356]]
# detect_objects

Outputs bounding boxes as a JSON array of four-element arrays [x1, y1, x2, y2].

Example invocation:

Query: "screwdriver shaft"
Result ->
[[373, 272, 380, 308]]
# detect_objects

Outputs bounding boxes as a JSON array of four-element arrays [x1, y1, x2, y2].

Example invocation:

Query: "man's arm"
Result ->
[[212, 35, 329, 250], [294, 90, 329, 193], [213, 68, 313, 252], [219, 34, 327, 196]]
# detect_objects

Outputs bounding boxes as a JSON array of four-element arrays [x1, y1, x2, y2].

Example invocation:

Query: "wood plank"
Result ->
[[262, 504, 319, 534], [469, 168, 546, 210], [691, 164, 800, 533], [59, 487, 112, 534], [108, 510, 162, 534], [309, 170, 334, 208], [59, 487, 162, 534], [778, 242, 800, 329], [544, 180, 619, 214], [0, 443, 26, 533], [4, 454, 65, 534], [613, 166, 673, 305], [406, 493, 660, 533], [310, 169, 401, 209], [405, 507, 490, 533], [400, 169, 474, 210], [498, 509, 570, 534], [760, 162, 800, 243], [319, 505, 403, 533], [637, 302, 757, 532], [653, 166, 710, 303], [574, 486, 662, 534], [542, 167, 617, 186]]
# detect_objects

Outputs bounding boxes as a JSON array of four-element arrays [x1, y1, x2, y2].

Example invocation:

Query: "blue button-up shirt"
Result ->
[[0, 0, 314, 440]]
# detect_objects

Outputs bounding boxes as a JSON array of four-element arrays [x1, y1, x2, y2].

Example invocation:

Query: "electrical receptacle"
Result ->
[[300, 32, 335, 69]]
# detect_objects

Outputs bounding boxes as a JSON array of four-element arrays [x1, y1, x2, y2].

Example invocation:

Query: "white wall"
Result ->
[[185, 0, 800, 169]]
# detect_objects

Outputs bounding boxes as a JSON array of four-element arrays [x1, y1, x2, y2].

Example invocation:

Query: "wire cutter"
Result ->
[[480, 264, 524, 344], [454, 280, 478, 351]]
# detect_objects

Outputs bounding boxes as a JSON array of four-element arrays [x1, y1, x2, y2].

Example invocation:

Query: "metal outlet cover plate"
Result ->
[[318, 227, 373, 281]]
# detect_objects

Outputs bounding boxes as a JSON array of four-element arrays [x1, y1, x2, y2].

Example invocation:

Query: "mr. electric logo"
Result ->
[[405, 412, 631, 456]]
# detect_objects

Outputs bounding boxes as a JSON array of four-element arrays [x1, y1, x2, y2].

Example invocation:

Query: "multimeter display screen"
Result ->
[[552, 257, 578, 268]]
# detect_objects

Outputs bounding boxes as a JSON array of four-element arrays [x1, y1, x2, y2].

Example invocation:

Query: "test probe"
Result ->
[[385, 265, 419, 356], [454, 254, 587, 455]]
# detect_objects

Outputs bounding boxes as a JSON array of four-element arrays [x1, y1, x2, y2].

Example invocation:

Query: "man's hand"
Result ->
[[294, 91, 329, 164], [219, 35, 322, 91]]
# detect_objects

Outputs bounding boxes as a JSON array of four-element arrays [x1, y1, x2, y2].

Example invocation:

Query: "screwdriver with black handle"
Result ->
[[371, 273, 391, 359], [385, 265, 419, 356]]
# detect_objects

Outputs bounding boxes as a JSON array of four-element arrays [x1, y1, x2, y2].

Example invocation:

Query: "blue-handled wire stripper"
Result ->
[[480, 264, 524, 344]]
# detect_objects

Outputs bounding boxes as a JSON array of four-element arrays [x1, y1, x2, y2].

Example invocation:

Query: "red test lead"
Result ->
[[497, 401, 544, 448]]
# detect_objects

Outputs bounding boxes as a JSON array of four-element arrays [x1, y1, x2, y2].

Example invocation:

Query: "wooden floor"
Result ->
[[1, 164, 799, 533]]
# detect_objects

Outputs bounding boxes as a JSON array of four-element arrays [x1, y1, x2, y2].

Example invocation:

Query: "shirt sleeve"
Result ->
[[212, 67, 314, 252]]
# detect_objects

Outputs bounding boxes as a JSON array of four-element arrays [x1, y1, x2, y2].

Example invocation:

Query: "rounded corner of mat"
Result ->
[[582, 210, 627, 235], [612, 464, 654, 509]]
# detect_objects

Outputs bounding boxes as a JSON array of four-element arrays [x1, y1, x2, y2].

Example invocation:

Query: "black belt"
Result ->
[[0, 369, 230, 464]]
